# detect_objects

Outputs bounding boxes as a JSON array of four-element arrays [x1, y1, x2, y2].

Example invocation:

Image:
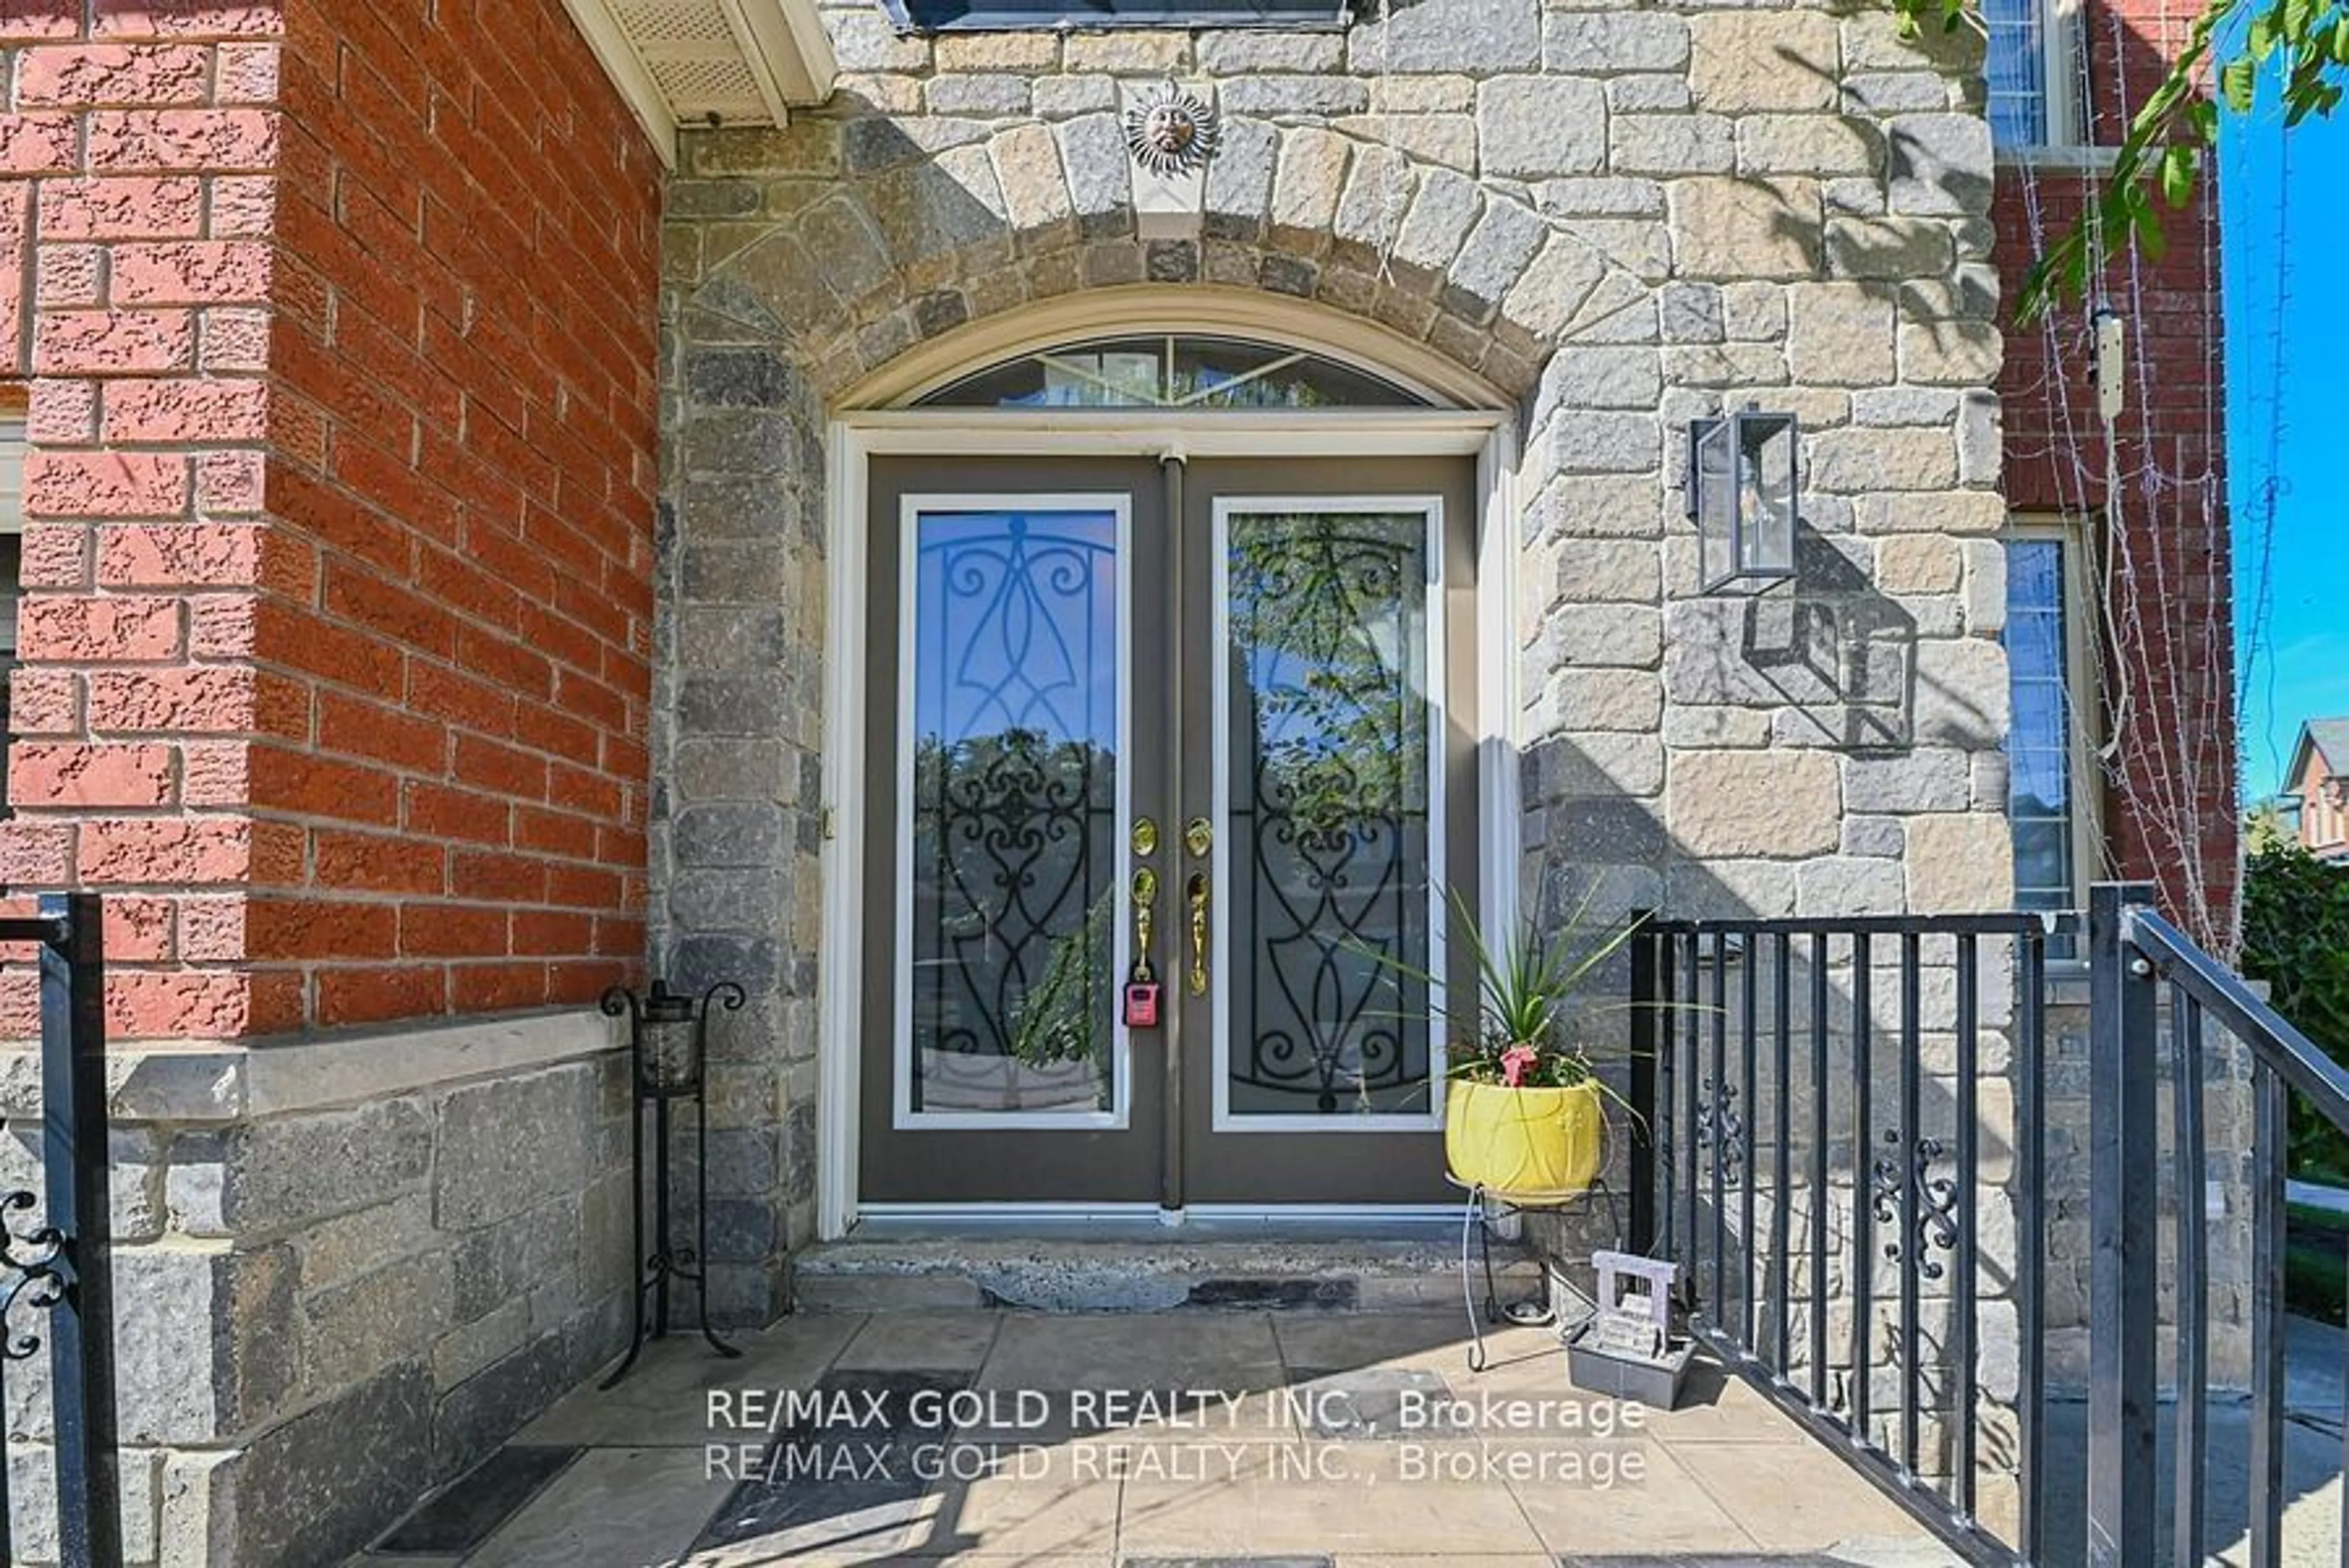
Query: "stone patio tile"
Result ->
[[1505, 1437, 1762, 1556], [686, 1369, 985, 1559], [1627, 1358, 1814, 1445], [833, 1309, 1005, 1371], [692, 1435, 933, 1558], [464, 1447, 725, 1568], [963, 1311, 1299, 1443], [683, 1488, 929, 1564], [1547, 1558, 1869, 1567], [1278, 1313, 1590, 1398], [517, 1316, 863, 1447], [680, 1439, 1121, 1562], [983, 1310, 1287, 1389], [1284, 1366, 1456, 1440], [1272, 1310, 1494, 1373], [1666, 1438, 1923, 1551], [892, 1470, 1122, 1557], [1116, 1440, 1549, 1556]]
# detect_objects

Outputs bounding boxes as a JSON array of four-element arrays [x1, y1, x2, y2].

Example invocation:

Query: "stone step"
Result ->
[[790, 1219, 1550, 1313]]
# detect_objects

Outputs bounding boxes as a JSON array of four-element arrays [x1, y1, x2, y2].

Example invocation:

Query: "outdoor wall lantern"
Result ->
[[1686, 403, 1799, 593], [599, 978, 744, 1389]]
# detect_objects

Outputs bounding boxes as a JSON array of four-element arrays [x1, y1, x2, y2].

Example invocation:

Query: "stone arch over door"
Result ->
[[667, 115, 1681, 406]]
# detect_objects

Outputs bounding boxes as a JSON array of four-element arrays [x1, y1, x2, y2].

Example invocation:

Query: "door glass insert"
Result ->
[[902, 507, 1123, 1118], [1218, 504, 1439, 1121]]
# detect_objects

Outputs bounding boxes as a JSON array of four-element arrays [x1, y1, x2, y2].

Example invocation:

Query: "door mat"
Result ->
[[373, 1444, 580, 1555]]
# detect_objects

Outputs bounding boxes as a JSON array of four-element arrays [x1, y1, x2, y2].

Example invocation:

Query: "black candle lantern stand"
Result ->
[[599, 978, 745, 1389]]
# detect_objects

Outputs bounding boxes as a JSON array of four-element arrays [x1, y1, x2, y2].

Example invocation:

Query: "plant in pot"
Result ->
[[1370, 891, 1644, 1203]]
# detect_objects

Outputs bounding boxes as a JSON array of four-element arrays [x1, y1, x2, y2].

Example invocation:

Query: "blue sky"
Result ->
[[2222, 62, 2349, 801]]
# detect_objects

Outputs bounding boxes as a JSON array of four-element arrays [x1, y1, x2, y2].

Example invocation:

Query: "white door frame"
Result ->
[[815, 411, 1524, 1238]]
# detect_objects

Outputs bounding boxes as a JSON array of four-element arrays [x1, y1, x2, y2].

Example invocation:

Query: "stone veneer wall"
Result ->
[[649, 342, 829, 1325], [2, 1016, 631, 1566], [653, 0, 2016, 1314]]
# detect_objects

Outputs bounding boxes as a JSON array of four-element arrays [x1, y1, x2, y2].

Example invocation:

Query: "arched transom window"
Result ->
[[914, 334, 1435, 411]]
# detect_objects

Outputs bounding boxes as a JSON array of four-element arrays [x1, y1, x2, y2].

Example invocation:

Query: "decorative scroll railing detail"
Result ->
[[1693, 1079, 1746, 1184], [0, 1186, 65, 1362], [1868, 1130, 1962, 1278]]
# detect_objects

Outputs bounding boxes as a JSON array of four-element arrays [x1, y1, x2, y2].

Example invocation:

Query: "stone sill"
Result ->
[[1996, 144, 2121, 174], [0, 1005, 625, 1124]]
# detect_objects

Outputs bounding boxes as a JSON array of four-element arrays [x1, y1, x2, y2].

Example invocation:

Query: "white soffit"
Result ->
[[559, 0, 839, 166]]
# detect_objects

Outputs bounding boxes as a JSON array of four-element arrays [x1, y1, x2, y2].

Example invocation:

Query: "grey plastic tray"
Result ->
[[1563, 1319, 1694, 1410]]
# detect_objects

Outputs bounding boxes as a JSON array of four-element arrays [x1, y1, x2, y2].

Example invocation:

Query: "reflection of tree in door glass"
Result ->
[[1226, 511, 1433, 1118], [907, 511, 1118, 1115]]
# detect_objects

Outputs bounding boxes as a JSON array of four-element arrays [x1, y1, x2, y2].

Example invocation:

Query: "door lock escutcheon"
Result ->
[[1131, 817, 1159, 858], [1183, 816, 1212, 859], [1132, 867, 1159, 971], [1186, 871, 1209, 995]]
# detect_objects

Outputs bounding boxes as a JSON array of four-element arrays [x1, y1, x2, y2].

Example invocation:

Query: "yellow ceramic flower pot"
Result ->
[[1444, 1077, 1604, 1202]]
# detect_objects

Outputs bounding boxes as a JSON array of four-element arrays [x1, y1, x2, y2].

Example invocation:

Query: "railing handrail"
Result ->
[[2123, 902, 2349, 1132], [1637, 911, 2080, 940]]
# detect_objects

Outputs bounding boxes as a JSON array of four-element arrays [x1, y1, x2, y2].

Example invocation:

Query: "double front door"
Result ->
[[858, 455, 1479, 1208]]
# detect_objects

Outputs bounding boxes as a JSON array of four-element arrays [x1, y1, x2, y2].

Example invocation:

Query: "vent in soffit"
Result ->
[[612, 0, 776, 121]]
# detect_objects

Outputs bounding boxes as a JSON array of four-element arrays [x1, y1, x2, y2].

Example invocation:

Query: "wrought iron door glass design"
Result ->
[[899, 505, 1126, 1120], [1215, 502, 1442, 1124]]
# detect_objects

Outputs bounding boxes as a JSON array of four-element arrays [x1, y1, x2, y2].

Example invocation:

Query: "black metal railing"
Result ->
[[2095, 881, 2349, 1568], [0, 894, 118, 1567], [1628, 908, 2062, 1566], [1630, 889, 2349, 1567]]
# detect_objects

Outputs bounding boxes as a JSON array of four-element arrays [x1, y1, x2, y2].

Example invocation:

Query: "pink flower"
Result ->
[[1501, 1044, 1538, 1087]]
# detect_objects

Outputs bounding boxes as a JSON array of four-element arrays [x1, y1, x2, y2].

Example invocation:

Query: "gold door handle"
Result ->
[[1132, 868, 1158, 979], [1186, 872, 1209, 995]]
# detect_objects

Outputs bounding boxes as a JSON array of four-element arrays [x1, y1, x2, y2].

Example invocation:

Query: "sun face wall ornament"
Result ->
[[1123, 81, 1219, 180], [1121, 80, 1219, 242]]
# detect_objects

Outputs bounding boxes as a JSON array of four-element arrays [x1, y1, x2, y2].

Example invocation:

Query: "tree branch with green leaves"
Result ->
[[1890, 0, 2314, 321]]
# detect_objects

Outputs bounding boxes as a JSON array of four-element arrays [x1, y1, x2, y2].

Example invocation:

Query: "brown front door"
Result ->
[[858, 454, 1479, 1209]]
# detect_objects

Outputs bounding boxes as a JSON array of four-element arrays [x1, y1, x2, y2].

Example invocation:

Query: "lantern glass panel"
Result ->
[[1737, 411, 1798, 580], [641, 1011, 700, 1092], [1694, 418, 1739, 592]]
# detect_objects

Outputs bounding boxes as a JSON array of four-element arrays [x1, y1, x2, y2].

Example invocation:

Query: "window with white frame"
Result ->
[[1984, 0, 2079, 149], [2004, 526, 2097, 951]]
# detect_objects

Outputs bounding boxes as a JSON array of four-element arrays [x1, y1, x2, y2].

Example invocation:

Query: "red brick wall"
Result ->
[[262, 0, 661, 1025], [1991, 2, 2239, 942], [0, 0, 662, 1040]]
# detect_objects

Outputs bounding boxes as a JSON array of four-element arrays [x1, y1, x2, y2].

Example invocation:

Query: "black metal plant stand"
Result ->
[[600, 979, 745, 1389], [1453, 1178, 1623, 1374]]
